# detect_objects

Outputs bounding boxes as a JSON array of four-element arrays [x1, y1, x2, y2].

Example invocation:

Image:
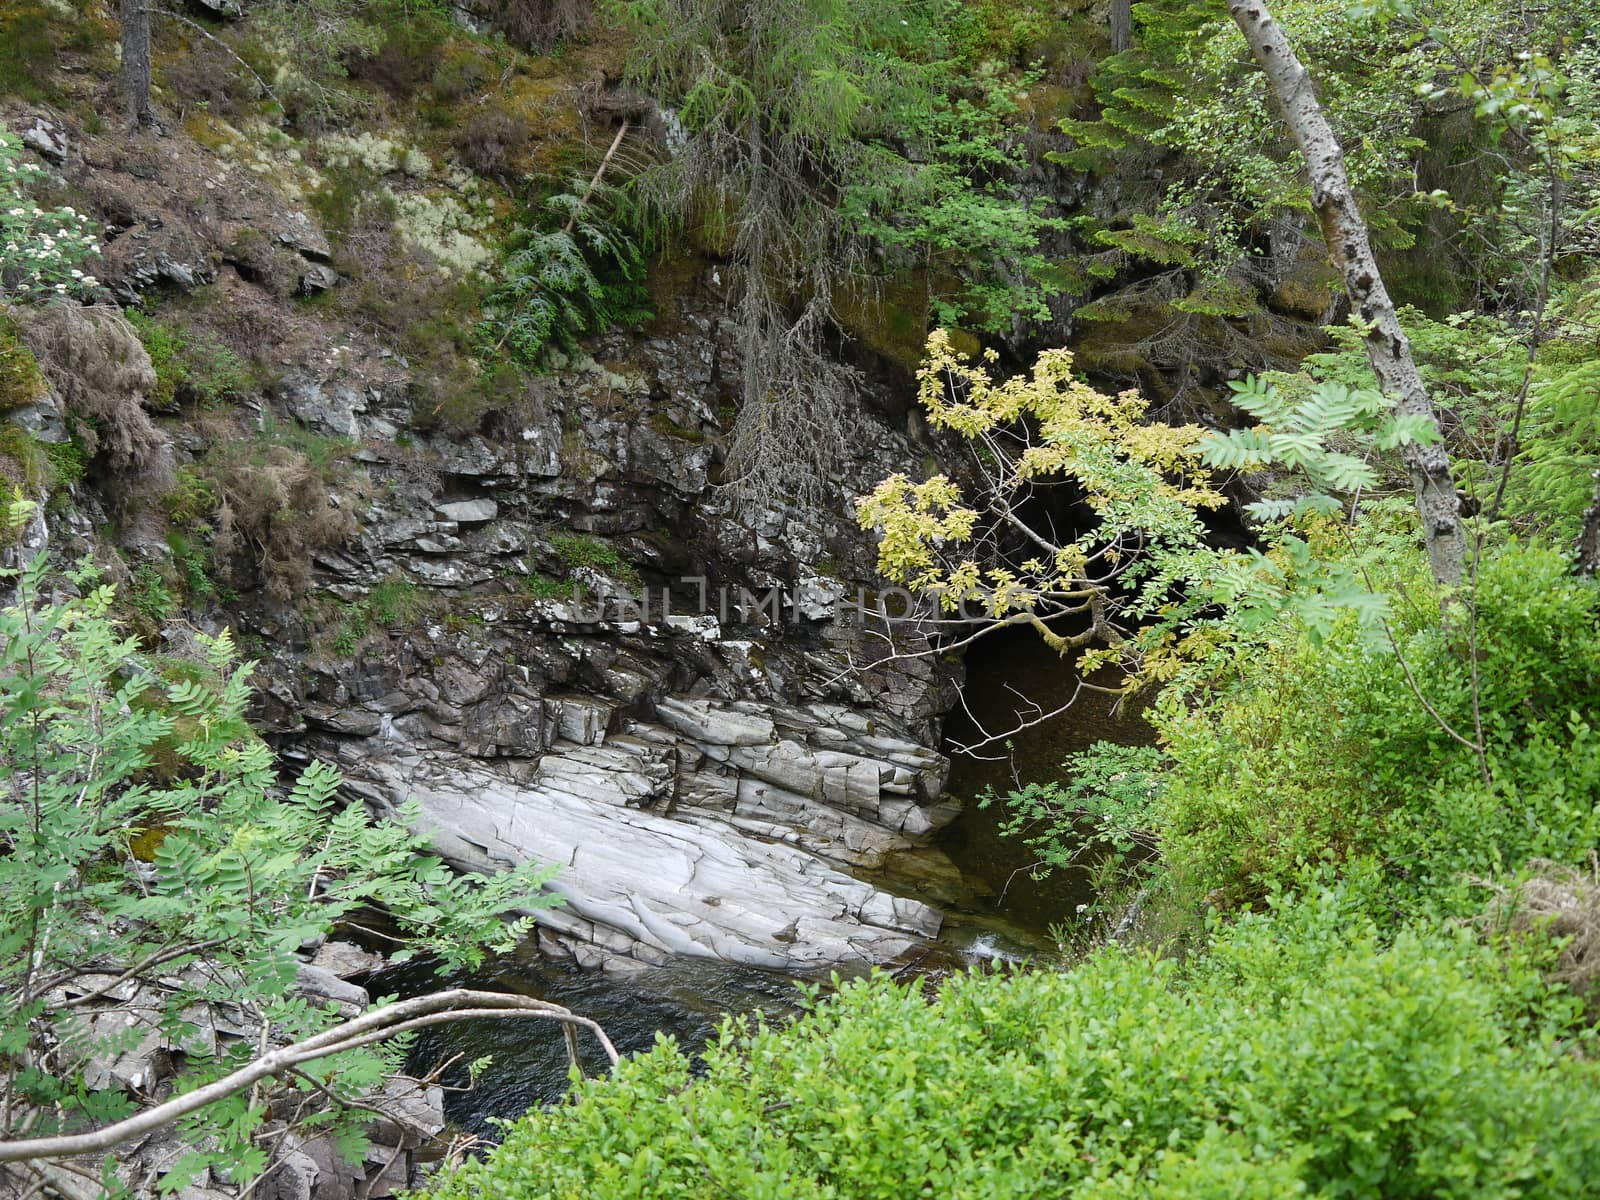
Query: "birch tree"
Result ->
[[1225, 0, 1466, 585]]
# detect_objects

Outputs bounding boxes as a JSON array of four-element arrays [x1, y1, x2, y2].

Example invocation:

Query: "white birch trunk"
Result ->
[[1228, 0, 1466, 585]]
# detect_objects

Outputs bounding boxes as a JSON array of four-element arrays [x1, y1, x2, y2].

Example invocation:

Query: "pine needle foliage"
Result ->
[[479, 187, 651, 370], [607, 0, 1063, 502]]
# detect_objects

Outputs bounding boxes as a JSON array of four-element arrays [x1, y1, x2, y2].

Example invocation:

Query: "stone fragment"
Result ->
[[435, 498, 498, 523], [311, 941, 386, 978], [22, 118, 66, 162]]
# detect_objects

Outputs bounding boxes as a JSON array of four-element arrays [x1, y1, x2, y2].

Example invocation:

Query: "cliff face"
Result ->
[[254, 293, 967, 971], [1, 77, 968, 972]]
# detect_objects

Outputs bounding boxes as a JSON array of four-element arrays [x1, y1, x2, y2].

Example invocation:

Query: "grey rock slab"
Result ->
[[435, 498, 498, 523], [22, 117, 66, 161], [655, 696, 777, 747], [278, 212, 333, 261], [363, 756, 939, 969]]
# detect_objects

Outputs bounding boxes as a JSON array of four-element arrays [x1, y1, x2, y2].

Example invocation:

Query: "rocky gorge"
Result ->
[[253, 303, 971, 973], [0, 9, 1342, 1189], [0, 99, 989, 980]]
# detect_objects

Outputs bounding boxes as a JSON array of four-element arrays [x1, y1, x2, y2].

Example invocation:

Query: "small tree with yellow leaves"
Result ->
[[857, 331, 1227, 671]]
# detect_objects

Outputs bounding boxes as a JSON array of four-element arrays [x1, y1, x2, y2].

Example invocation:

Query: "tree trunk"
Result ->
[[1227, 0, 1466, 586], [120, 0, 153, 128], [1110, 0, 1132, 53], [1577, 469, 1600, 577]]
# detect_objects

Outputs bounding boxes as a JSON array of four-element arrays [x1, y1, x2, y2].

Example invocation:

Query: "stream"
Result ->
[[381, 627, 1154, 1141]]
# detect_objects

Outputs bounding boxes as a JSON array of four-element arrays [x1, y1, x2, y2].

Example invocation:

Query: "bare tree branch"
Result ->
[[0, 990, 618, 1165]]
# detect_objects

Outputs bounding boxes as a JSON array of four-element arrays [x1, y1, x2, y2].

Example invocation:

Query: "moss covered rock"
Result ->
[[0, 311, 48, 413]]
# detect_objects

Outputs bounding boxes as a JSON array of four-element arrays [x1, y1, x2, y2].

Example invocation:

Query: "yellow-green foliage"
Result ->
[[858, 331, 1223, 624], [417, 889, 1600, 1200]]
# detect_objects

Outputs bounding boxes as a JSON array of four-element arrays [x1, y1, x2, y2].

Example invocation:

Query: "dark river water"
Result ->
[[383, 627, 1153, 1141]]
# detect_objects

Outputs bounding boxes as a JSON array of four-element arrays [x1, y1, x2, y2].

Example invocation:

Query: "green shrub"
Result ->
[[40, 436, 85, 489], [985, 741, 1168, 867], [127, 310, 254, 409], [167, 530, 221, 603], [1153, 541, 1600, 911], [417, 890, 1600, 1200], [164, 465, 219, 527], [127, 562, 176, 629], [326, 575, 425, 656], [519, 572, 570, 600]]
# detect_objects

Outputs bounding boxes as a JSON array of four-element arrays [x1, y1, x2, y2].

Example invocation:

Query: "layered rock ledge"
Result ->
[[341, 694, 957, 972]]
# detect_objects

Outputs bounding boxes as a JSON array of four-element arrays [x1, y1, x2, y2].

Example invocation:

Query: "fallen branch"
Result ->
[[564, 121, 631, 234], [0, 989, 618, 1165]]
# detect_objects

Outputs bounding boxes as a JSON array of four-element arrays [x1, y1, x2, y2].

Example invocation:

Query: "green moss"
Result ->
[[0, 316, 47, 412], [833, 273, 932, 376], [0, 426, 49, 494], [648, 411, 707, 443]]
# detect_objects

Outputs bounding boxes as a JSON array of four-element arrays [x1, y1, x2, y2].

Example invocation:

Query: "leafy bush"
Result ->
[[0, 532, 558, 1187], [0, 127, 100, 300], [1153, 541, 1600, 911], [984, 741, 1168, 865], [1507, 356, 1600, 543], [418, 889, 1600, 1199]]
